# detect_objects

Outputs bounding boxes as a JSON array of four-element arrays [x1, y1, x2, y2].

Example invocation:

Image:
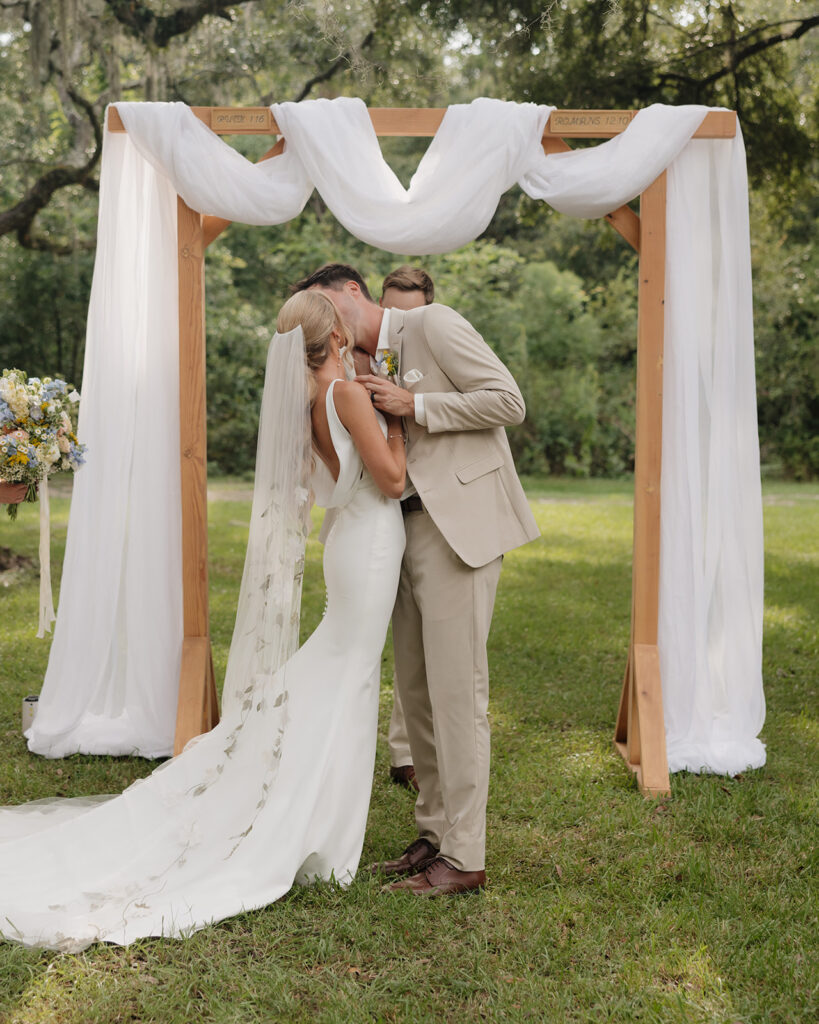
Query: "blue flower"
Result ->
[[0, 398, 12, 424], [43, 380, 66, 399]]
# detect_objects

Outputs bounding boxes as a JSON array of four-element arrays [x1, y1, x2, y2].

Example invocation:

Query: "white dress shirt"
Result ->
[[371, 308, 421, 499], [373, 308, 427, 426]]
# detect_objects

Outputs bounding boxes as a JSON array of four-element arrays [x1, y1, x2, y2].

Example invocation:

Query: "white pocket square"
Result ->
[[403, 368, 424, 385]]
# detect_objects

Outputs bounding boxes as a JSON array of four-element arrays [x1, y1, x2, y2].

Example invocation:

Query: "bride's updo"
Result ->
[[276, 291, 352, 403]]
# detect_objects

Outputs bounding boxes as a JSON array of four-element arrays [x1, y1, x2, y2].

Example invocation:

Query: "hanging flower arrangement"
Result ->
[[0, 369, 86, 518], [0, 368, 88, 636]]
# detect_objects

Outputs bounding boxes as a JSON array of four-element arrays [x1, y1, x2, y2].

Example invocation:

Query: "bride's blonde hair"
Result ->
[[276, 291, 353, 404]]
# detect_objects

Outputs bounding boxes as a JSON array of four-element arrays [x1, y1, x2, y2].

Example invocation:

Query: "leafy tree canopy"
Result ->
[[0, 0, 815, 476]]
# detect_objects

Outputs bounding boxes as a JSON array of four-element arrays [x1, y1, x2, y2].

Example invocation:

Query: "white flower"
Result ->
[[7, 384, 28, 420], [41, 441, 60, 466]]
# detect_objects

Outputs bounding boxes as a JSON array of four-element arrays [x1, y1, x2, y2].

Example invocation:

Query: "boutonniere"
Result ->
[[376, 351, 399, 384]]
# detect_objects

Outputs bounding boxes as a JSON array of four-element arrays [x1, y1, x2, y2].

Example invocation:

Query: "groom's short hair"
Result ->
[[291, 263, 374, 301]]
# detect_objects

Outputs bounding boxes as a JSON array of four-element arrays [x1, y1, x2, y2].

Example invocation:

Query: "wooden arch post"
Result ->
[[614, 169, 671, 797], [174, 195, 219, 754], [107, 105, 736, 777]]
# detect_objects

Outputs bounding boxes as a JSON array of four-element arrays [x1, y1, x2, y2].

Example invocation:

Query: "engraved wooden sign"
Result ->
[[548, 110, 635, 136], [209, 107, 272, 133]]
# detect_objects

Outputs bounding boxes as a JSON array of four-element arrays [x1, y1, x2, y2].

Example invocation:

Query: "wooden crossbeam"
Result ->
[[109, 103, 731, 258], [106, 106, 736, 140]]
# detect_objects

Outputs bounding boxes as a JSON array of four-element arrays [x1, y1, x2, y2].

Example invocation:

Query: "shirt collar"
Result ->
[[375, 307, 391, 355]]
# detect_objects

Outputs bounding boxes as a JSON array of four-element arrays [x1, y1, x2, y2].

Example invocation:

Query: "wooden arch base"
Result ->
[[109, 106, 734, 781]]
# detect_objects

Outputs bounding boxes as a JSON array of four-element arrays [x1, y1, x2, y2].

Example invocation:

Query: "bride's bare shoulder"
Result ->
[[331, 379, 370, 408], [331, 379, 378, 431]]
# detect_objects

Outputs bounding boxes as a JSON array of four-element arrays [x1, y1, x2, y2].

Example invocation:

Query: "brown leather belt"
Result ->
[[400, 495, 424, 515]]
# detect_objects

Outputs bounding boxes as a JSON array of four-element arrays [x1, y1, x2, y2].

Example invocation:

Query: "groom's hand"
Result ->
[[355, 375, 415, 418]]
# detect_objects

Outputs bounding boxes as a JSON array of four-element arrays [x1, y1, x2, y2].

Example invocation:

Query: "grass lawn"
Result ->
[[0, 477, 816, 1024]]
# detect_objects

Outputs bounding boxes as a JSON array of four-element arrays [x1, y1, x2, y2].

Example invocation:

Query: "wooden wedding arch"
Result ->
[[108, 104, 736, 796]]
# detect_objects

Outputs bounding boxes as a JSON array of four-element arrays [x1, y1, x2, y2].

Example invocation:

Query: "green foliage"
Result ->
[[200, 231, 637, 478], [0, 478, 817, 1022], [0, 236, 95, 385], [0, 0, 816, 478], [751, 185, 819, 479], [416, 0, 819, 189]]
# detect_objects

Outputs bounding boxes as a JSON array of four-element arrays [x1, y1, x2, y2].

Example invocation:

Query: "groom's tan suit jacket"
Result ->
[[386, 302, 538, 873], [390, 303, 539, 564]]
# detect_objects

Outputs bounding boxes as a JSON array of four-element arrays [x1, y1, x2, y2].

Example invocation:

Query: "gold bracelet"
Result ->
[[387, 433, 406, 443]]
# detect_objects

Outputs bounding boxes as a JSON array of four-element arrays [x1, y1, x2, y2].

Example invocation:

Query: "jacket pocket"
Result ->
[[455, 450, 505, 484]]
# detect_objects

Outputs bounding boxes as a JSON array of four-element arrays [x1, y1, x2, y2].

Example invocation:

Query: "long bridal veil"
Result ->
[[0, 329, 313, 950], [220, 325, 312, 715]]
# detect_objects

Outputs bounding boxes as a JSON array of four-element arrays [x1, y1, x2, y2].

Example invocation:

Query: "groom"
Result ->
[[293, 264, 539, 895]]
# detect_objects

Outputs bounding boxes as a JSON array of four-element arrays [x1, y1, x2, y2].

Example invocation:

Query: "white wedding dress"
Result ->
[[0, 379, 405, 951]]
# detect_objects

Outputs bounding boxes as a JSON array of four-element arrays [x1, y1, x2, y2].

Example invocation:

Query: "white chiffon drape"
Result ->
[[26, 97, 764, 774], [26, 132, 183, 757]]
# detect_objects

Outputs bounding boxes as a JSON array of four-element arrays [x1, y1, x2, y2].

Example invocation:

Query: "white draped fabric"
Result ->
[[28, 97, 764, 774], [27, 133, 183, 758]]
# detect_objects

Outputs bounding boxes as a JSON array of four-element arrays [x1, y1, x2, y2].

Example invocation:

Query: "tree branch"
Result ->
[[293, 29, 375, 102], [0, 90, 102, 249], [259, 26, 378, 107], [656, 15, 819, 89], [103, 0, 255, 49]]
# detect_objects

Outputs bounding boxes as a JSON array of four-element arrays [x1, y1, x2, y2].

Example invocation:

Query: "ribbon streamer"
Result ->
[[36, 475, 56, 639]]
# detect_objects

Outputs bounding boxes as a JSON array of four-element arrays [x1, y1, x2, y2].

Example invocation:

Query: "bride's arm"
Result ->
[[332, 381, 406, 499]]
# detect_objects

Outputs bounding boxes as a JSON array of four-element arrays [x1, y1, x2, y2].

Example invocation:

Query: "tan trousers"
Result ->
[[392, 510, 502, 872], [388, 686, 413, 768]]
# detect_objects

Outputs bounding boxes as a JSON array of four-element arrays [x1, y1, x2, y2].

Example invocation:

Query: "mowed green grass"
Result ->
[[0, 478, 816, 1024]]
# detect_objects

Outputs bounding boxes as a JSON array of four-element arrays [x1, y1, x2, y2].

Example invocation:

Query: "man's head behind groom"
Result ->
[[380, 265, 434, 311]]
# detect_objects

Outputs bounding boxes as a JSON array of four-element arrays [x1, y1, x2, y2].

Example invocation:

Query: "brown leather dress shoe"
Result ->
[[385, 857, 486, 896], [389, 764, 419, 792], [369, 838, 439, 878]]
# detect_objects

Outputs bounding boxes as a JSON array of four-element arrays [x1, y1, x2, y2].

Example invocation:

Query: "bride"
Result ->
[[0, 291, 407, 951]]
